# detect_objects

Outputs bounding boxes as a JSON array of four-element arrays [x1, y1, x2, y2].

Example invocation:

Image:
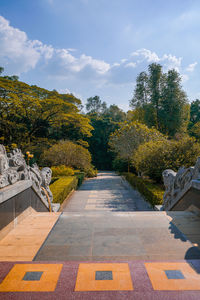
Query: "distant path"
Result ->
[[63, 171, 152, 212]]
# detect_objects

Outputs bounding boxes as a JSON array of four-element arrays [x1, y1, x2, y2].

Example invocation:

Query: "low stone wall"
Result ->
[[162, 158, 200, 211], [0, 180, 49, 239]]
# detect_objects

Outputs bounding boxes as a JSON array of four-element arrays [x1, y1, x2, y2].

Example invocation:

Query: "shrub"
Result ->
[[132, 137, 200, 182], [74, 171, 85, 186], [51, 165, 74, 177], [85, 167, 98, 178], [42, 140, 94, 172], [50, 176, 78, 204], [124, 172, 164, 207]]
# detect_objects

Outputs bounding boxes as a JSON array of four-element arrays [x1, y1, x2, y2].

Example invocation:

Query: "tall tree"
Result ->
[[130, 63, 189, 137], [160, 69, 189, 136], [86, 95, 107, 115], [130, 71, 149, 108]]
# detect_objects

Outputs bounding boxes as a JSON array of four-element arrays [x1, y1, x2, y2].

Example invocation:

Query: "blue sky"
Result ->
[[0, 0, 200, 110]]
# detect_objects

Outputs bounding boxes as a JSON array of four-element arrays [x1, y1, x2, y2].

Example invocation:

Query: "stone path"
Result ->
[[62, 171, 152, 212], [2, 171, 200, 299]]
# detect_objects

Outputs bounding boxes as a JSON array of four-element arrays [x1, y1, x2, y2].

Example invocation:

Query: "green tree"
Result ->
[[133, 137, 200, 182], [130, 63, 189, 137], [130, 71, 149, 108], [160, 69, 189, 136], [188, 99, 200, 138], [42, 140, 94, 172], [0, 77, 93, 157], [109, 121, 164, 172], [86, 95, 107, 115]]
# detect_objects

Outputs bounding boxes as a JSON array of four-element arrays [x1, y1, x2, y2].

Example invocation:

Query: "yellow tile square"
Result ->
[[0, 264, 63, 292], [145, 262, 200, 290], [75, 263, 133, 291]]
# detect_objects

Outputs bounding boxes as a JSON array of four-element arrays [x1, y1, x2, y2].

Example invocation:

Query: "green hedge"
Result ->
[[74, 171, 85, 187], [123, 172, 164, 207], [50, 176, 78, 204]]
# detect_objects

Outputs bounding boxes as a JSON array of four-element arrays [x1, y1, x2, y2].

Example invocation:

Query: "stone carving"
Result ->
[[0, 144, 53, 209], [162, 157, 200, 210]]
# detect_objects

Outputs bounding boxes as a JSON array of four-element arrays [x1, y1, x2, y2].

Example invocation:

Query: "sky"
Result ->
[[0, 0, 200, 111]]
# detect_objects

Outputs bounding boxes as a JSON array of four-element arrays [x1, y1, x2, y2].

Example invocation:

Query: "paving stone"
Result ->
[[95, 271, 113, 280], [23, 271, 43, 281]]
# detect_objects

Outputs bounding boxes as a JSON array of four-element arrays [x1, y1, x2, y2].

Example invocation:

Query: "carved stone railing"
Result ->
[[162, 157, 200, 211], [0, 144, 56, 211]]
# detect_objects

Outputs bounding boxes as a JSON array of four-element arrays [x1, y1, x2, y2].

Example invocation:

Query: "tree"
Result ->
[[86, 96, 107, 115], [42, 140, 93, 171], [188, 99, 200, 138], [130, 63, 189, 137], [104, 104, 126, 122], [133, 137, 200, 182], [86, 102, 126, 170], [160, 69, 189, 136], [109, 121, 164, 172], [130, 71, 149, 108], [0, 77, 93, 156]]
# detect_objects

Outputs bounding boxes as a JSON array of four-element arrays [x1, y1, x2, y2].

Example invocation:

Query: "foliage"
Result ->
[[130, 63, 189, 137], [188, 99, 200, 139], [86, 95, 107, 115], [74, 171, 85, 186], [86, 99, 126, 170], [85, 167, 98, 178], [133, 137, 200, 182], [42, 140, 93, 171], [112, 157, 129, 173], [109, 121, 165, 171], [51, 165, 74, 177], [0, 77, 93, 154], [50, 176, 78, 204], [124, 172, 164, 206]]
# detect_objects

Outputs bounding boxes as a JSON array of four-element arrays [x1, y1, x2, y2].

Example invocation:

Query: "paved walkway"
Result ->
[[1, 171, 200, 299], [63, 171, 152, 212]]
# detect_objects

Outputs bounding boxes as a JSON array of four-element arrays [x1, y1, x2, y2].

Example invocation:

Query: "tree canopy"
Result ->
[[0, 77, 93, 154]]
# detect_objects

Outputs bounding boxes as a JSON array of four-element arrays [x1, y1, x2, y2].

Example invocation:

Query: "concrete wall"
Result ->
[[0, 181, 49, 239]]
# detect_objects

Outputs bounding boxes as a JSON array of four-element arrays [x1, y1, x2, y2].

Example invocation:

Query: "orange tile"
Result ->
[[0, 213, 60, 261], [75, 263, 133, 291], [0, 264, 63, 292], [145, 262, 200, 290]]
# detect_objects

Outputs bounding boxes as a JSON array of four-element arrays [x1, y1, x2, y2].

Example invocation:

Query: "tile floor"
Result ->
[[1, 261, 200, 299]]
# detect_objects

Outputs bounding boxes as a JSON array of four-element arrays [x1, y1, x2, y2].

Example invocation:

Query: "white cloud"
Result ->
[[131, 48, 160, 63], [161, 54, 182, 72], [0, 16, 194, 89], [0, 15, 110, 78], [0, 16, 53, 74], [125, 62, 136, 68], [186, 62, 198, 72]]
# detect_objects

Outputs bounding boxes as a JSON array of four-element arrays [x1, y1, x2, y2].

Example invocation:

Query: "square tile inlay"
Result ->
[[165, 270, 185, 280], [0, 264, 63, 292], [95, 271, 113, 280], [23, 271, 43, 281], [145, 262, 200, 290], [75, 263, 133, 291]]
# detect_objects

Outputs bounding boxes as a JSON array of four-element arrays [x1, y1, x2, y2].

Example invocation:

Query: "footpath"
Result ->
[[1, 172, 200, 299]]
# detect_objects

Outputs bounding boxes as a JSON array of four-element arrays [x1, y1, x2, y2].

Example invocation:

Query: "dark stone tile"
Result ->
[[95, 271, 113, 280], [23, 271, 43, 281], [164, 270, 185, 279]]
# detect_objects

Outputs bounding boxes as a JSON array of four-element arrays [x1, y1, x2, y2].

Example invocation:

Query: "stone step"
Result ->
[[0, 211, 60, 261]]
